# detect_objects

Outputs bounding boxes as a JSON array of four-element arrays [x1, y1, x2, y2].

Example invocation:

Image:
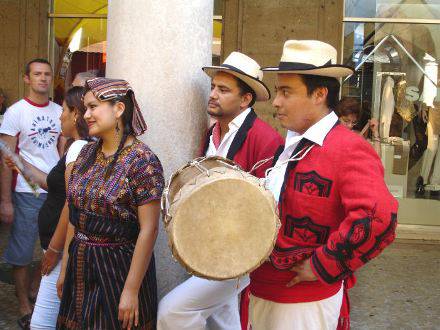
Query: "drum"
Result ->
[[161, 156, 280, 280]]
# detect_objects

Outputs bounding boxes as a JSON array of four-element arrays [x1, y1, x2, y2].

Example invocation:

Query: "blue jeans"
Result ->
[[3, 192, 47, 266]]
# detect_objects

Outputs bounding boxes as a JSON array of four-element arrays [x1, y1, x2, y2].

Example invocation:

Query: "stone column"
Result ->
[[106, 0, 213, 297]]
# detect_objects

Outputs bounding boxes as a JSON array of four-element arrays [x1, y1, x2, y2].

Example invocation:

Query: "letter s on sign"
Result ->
[[406, 86, 419, 102]]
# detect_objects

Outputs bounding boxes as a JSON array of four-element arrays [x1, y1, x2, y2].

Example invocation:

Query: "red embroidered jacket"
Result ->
[[201, 109, 284, 178], [250, 124, 398, 303]]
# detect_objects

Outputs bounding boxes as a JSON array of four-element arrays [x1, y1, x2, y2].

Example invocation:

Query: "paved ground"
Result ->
[[350, 241, 440, 330], [1, 222, 439, 329], [0, 223, 43, 329]]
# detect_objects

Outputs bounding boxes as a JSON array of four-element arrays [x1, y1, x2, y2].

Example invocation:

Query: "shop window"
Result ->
[[345, 0, 440, 19], [343, 2, 440, 224]]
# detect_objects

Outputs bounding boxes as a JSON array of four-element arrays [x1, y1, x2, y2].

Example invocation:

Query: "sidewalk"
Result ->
[[0, 224, 42, 330], [350, 241, 440, 329], [1, 221, 439, 329]]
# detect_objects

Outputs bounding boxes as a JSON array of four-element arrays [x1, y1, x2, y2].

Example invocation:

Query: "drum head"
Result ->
[[169, 176, 278, 280], [167, 157, 237, 204]]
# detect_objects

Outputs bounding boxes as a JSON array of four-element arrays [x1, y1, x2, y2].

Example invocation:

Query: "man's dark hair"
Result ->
[[25, 58, 52, 76], [299, 74, 340, 109], [235, 77, 257, 108]]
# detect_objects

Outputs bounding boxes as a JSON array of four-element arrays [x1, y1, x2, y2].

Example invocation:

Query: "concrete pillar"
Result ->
[[106, 1, 213, 297]]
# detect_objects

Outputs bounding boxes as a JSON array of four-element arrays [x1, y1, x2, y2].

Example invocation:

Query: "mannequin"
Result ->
[[395, 78, 416, 123], [380, 76, 395, 139], [416, 56, 440, 199]]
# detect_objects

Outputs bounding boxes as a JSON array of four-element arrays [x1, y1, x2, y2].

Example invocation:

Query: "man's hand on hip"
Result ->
[[287, 258, 318, 287]]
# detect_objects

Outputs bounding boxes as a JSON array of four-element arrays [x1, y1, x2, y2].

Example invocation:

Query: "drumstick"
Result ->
[[0, 140, 40, 197], [360, 122, 370, 136]]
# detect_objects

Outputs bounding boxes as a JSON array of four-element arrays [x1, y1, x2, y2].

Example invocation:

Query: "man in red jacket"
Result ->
[[157, 52, 283, 330], [249, 40, 398, 329]]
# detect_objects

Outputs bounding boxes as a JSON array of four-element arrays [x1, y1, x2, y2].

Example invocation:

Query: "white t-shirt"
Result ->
[[0, 98, 62, 193], [65, 140, 88, 166]]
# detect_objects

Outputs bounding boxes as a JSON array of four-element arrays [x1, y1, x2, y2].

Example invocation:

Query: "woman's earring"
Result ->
[[115, 121, 120, 134], [74, 117, 77, 124]]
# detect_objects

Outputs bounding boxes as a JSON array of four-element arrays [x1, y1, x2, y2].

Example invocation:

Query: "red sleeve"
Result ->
[[310, 140, 398, 284]]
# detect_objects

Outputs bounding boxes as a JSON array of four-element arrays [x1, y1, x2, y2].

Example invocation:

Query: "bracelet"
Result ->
[[48, 245, 62, 254]]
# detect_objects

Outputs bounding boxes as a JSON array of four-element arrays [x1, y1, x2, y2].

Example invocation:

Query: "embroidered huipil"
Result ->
[[57, 140, 164, 330]]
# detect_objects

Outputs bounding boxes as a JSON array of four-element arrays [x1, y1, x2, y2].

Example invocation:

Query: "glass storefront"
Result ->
[[345, 0, 440, 19], [342, 0, 440, 224]]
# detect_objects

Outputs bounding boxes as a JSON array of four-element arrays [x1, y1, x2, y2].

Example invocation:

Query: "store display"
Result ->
[[380, 138, 410, 198], [343, 33, 440, 200], [380, 76, 395, 139], [418, 104, 440, 198], [420, 54, 438, 108], [395, 79, 416, 122]]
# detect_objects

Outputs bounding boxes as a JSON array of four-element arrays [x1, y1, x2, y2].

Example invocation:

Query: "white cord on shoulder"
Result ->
[[246, 144, 315, 182], [264, 144, 315, 179]]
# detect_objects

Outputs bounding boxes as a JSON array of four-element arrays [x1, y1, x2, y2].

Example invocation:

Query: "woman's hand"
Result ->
[[369, 118, 380, 139], [56, 271, 65, 299], [118, 288, 139, 329], [41, 248, 60, 276]]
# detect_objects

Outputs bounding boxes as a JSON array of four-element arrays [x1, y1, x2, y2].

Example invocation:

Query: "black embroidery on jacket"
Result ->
[[311, 253, 352, 284], [270, 245, 315, 271], [324, 218, 372, 261], [294, 171, 333, 197], [360, 213, 397, 263], [284, 215, 330, 244]]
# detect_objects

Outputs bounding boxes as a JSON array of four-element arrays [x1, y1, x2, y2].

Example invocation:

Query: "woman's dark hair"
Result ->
[[64, 86, 89, 151], [79, 90, 135, 179], [65, 86, 89, 138], [299, 74, 340, 109], [334, 96, 361, 119]]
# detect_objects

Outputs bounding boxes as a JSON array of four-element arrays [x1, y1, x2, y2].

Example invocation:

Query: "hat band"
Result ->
[[278, 60, 332, 71], [220, 64, 256, 77]]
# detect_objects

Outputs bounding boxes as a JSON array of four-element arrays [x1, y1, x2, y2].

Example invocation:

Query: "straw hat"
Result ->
[[203, 52, 270, 101], [263, 40, 354, 78]]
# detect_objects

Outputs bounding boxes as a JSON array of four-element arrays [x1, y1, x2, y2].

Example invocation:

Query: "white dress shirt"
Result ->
[[266, 111, 339, 202], [206, 108, 251, 157]]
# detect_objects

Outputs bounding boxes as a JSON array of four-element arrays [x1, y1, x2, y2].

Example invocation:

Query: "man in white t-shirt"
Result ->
[[0, 58, 64, 325]]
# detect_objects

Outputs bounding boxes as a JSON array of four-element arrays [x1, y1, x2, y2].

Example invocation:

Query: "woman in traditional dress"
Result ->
[[56, 78, 164, 330]]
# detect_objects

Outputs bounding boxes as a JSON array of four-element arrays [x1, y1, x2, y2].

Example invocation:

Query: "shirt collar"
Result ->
[[228, 108, 251, 130], [285, 111, 338, 148]]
